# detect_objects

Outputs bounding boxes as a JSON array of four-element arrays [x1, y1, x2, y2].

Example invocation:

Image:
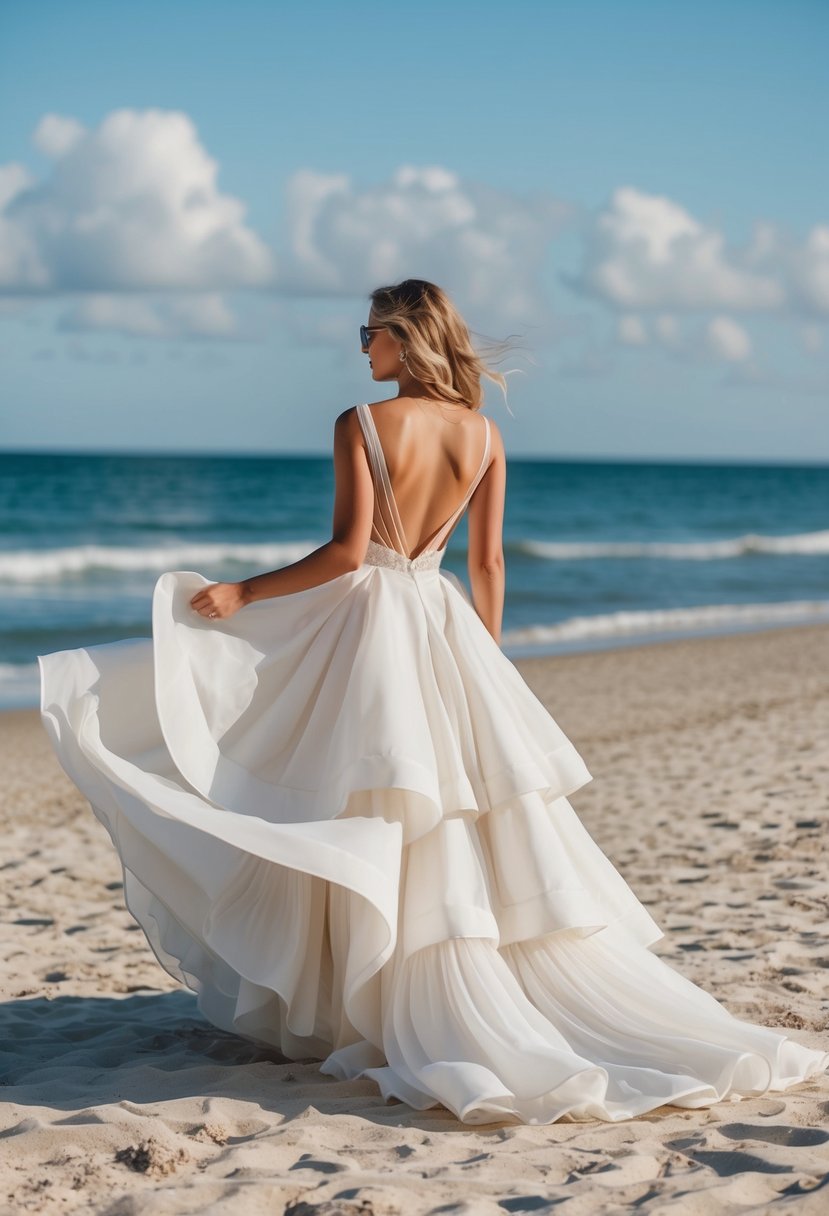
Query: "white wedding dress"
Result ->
[[39, 402, 828, 1125]]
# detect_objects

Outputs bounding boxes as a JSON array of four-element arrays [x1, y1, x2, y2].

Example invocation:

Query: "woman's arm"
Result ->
[[189, 409, 374, 620], [466, 419, 506, 645]]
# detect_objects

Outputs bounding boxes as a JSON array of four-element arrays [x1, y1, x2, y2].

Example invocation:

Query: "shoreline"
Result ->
[[4, 615, 829, 713], [2, 620, 828, 1211]]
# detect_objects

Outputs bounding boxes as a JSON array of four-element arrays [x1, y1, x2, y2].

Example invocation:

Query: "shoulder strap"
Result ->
[[356, 403, 409, 554]]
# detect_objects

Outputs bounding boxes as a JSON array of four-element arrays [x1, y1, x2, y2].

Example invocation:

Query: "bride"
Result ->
[[39, 278, 828, 1125]]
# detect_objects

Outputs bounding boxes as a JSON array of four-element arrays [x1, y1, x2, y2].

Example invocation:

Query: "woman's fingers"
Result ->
[[188, 583, 235, 620], [190, 597, 216, 617], [189, 584, 217, 610]]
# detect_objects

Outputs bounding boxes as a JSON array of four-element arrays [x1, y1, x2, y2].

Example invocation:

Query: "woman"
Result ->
[[39, 278, 828, 1125]]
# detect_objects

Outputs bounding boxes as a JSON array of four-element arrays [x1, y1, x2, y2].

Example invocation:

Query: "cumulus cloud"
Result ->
[[276, 164, 575, 331], [617, 314, 647, 345], [566, 186, 784, 312], [59, 295, 165, 337], [0, 111, 577, 339], [0, 109, 274, 294], [58, 292, 240, 339], [3, 105, 827, 381], [570, 190, 829, 383], [566, 188, 829, 325], [0, 163, 42, 287], [655, 311, 754, 366], [0, 163, 33, 210], [703, 315, 752, 362], [166, 293, 238, 336], [787, 224, 829, 314], [32, 114, 85, 159], [615, 308, 758, 371]]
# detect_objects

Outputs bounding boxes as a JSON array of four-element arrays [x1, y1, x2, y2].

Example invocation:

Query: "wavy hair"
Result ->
[[368, 279, 522, 413]]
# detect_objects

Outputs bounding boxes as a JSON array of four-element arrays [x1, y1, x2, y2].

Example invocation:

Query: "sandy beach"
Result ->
[[1, 622, 828, 1215]]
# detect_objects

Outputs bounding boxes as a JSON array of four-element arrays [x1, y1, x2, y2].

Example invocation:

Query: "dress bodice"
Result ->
[[363, 537, 444, 573]]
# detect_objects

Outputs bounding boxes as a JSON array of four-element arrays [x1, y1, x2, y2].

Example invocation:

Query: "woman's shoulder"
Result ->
[[364, 395, 500, 425], [335, 398, 503, 452], [335, 403, 368, 429]]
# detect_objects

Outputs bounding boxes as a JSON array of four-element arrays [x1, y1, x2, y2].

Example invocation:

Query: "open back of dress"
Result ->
[[357, 402, 491, 562]]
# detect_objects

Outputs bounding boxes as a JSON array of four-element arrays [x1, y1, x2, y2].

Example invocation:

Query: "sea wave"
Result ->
[[0, 541, 317, 582], [4, 527, 829, 581], [501, 598, 829, 648], [518, 529, 829, 560], [5, 599, 827, 705]]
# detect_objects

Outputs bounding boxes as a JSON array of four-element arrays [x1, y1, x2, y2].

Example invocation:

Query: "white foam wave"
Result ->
[[520, 530, 829, 560], [501, 599, 829, 648], [0, 541, 317, 582], [5, 528, 828, 581], [4, 600, 828, 709]]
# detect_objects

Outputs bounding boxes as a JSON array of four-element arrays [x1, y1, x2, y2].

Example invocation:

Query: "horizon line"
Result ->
[[1, 447, 828, 469]]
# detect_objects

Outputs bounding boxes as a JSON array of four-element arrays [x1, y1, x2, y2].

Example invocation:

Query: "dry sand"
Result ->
[[1, 623, 828, 1214]]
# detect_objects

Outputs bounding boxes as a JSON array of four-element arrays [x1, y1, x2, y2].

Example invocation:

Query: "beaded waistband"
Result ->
[[362, 538, 443, 573]]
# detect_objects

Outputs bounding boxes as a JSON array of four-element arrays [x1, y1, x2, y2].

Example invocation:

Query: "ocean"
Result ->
[[2, 450, 828, 709]]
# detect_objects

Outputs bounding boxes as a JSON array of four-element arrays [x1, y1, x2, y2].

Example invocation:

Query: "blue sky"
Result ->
[[1, 0, 827, 460]]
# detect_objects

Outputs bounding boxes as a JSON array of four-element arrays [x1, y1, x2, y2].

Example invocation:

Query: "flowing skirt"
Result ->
[[38, 562, 829, 1123]]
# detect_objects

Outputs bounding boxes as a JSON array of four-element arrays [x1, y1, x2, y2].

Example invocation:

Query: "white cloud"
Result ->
[[703, 315, 752, 362], [32, 114, 85, 159], [787, 224, 829, 314], [276, 164, 575, 331], [0, 163, 44, 287], [0, 109, 274, 293], [0, 113, 577, 340], [58, 292, 241, 340], [643, 311, 753, 367], [167, 293, 238, 336], [568, 186, 785, 312], [60, 295, 166, 337], [613, 306, 759, 372], [617, 314, 647, 345], [730, 219, 829, 318], [3, 104, 828, 386], [0, 163, 33, 209]]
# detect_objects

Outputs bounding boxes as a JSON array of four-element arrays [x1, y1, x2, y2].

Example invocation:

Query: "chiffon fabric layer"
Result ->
[[38, 549, 829, 1124]]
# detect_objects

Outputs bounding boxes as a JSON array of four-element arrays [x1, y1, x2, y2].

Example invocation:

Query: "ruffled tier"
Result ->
[[150, 569, 593, 835], [38, 566, 829, 1123], [323, 927, 828, 1124]]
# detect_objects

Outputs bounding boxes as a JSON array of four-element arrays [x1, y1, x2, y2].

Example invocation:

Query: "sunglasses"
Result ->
[[360, 324, 385, 349]]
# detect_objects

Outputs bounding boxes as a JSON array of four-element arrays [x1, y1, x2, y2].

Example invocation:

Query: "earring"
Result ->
[[399, 350, 406, 362]]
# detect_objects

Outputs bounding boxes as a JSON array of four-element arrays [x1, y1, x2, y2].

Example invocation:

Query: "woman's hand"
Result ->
[[189, 581, 247, 622]]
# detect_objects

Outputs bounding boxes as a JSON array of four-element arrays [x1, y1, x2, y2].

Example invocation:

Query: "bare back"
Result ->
[[357, 398, 493, 561]]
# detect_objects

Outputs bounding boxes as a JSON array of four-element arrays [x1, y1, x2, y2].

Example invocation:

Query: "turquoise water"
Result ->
[[2, 450, 828, 707]]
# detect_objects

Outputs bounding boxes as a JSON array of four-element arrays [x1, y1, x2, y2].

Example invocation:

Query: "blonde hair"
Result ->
[[369, 279, 521, 412]]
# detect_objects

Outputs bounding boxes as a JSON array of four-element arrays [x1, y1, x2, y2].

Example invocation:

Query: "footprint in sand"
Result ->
[[718, 1122, 829, 1147], [289, 1155, 348, 1175]]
